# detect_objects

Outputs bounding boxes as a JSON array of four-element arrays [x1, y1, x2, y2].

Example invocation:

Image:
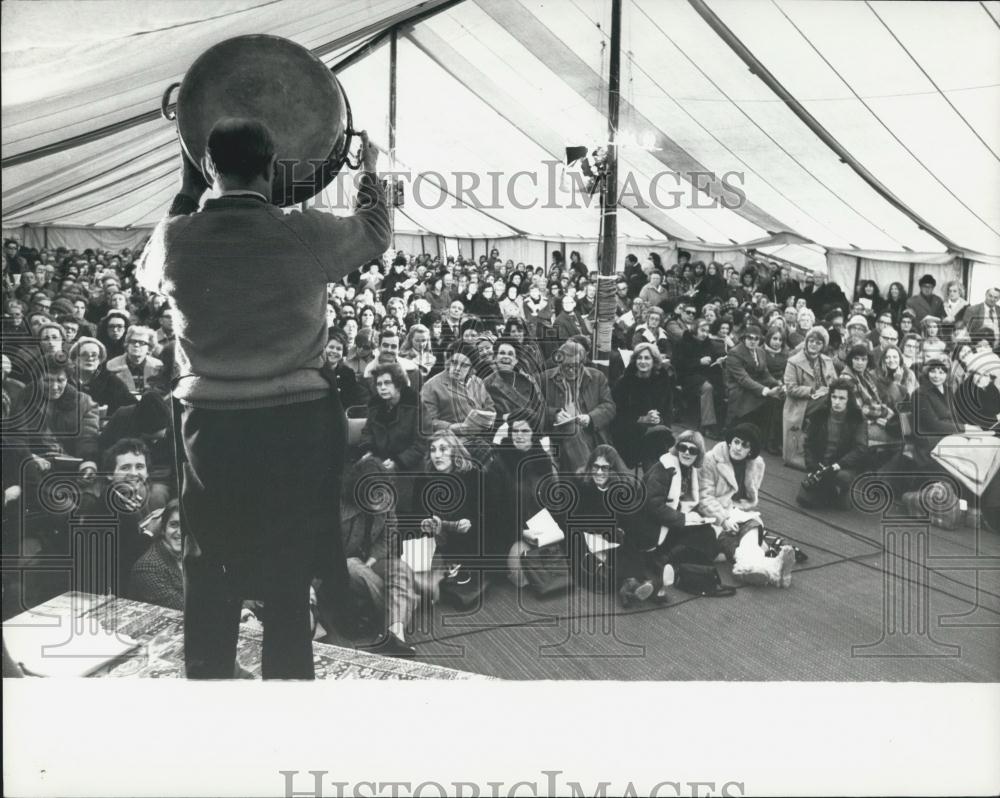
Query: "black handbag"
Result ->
[[665, 523, 721, 565], [521, 543, 571, 596], [673, 563, 736, 597], [439, 565, 489, 608]]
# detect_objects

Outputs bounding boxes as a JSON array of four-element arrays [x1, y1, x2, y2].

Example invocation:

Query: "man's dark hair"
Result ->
[[205, 117, 276, 182], [828, 376, 854, 398], [102, 437, 149, 473], [447, 340, 477, 362]]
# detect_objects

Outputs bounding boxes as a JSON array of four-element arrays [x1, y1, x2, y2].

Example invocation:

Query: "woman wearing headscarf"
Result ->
[[782, 326, 838, 470]]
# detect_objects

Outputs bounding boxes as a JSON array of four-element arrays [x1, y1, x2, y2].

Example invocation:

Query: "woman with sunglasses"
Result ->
[[698, 423, 795, 588], [637, 429, 715, 602]]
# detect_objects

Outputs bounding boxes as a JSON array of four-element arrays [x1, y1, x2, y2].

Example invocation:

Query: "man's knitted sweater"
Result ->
[[137, 174, 391, 409]]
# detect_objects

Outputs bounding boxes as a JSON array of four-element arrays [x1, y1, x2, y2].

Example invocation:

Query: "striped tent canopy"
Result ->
[[3, 0, 999, 272]]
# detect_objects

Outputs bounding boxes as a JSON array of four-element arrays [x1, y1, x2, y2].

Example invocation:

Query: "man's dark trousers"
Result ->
[[179, 394, 347, 679]]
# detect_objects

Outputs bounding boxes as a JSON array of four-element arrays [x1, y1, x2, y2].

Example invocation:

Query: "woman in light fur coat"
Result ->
[[697, 423, 795, 588], [782, 325, 838, 470]]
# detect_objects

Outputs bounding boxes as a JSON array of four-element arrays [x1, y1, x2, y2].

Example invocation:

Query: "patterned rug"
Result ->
[[4, 592, 486, 680]]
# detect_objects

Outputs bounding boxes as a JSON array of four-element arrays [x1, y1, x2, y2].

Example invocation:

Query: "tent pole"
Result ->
[[599, 0, 621, 278], [388, 27, 398, 249], [595, 0, 622, 362]]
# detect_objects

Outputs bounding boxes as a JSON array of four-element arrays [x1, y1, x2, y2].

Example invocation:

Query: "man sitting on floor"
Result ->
[[796, 377, 868, 510]]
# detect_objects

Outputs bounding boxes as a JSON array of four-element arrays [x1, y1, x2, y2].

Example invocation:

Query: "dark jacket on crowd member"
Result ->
[[74, 366, 139, 414], [673, 330, 717, 391], [493, 441, 558, 540], [611, 369, 674, 468], [483, 369, 544, 432], [41, 383, 100, 463], [325, 362, 369, 409], [358, 385, 423, 471], [129, 540, 184, 611], [775, 278, 802, 308], [724, 342, 780, 422], [98, 392, 174, 476], [911, 378, 964, 467], [809, 282, 850, 318], [553, 309, 589, 343], [802, 395, 867, 473]]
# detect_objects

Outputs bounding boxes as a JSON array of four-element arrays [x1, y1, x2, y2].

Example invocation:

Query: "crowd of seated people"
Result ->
[[3, 235, 999, 662]]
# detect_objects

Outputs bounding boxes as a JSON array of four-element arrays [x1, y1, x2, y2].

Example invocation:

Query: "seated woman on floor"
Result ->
[[409, 430, 500, 601], [492, 409, 557, 546], [559, 445, 647, 604], [339, 457, 417, 659], [796, 377, 868, 510], [129, 499, 183, 610], [638, 428, 717, 602], [697, 423, 796, 588]]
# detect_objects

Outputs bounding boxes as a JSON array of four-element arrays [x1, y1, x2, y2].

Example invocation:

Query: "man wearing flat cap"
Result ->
[[906, 274, 945, 324]]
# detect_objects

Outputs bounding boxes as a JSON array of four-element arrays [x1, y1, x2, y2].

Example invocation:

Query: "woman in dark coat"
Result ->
[[611, 342, 674, 467], [129, 500, 183, 610], [556, 444, 648, 604], [492, 409, 558, 548], [409, 431, 504, 597], [358, 363, 423, 472], [323, 329, 369, 409]]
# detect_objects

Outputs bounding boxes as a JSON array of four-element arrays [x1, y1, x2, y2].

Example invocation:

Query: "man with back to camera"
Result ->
[[138, 119, 391, 679]]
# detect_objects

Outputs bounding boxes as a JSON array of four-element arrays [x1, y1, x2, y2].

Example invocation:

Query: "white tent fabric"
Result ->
[[3, 0, 998, 267]]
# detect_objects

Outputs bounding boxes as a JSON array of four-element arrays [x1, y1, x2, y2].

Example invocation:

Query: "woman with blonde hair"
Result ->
[[787, 307, 815, 350], [399, 323, 438, 378], [782, 326, 837, 469], [409, 430, 501, 601]]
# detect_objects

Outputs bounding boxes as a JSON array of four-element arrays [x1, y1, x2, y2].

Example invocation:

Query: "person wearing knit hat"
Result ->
[[699, 421, 795, 588], [847, 314, 870, 332], [106, 325, 163, 395], [724, 319, 783, 454], [782, 325, 838, 469]]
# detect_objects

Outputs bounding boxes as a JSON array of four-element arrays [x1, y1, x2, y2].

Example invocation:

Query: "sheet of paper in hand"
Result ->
[[523, 508, 565, 547], [401, 536, 437, 573], [583, 531, 620, 554]]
